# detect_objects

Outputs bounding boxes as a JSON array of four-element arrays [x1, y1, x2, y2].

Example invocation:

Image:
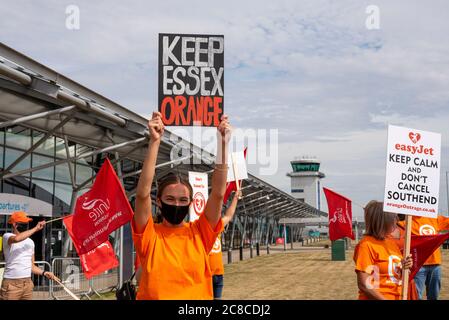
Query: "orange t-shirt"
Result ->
[[353, 235, 404, 300], [132, 213, 223, 300], [209, 233, 224, 276], [398, 216, 449, 265]]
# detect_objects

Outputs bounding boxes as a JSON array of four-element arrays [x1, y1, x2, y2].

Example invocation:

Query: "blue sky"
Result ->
[[1, 0, 449, 219]]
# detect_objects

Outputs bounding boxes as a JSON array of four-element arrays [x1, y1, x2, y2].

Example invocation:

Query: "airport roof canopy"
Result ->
[[0, 42, 327, 220]]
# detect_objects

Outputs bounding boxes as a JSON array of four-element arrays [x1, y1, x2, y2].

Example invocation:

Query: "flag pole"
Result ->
[[45, 215, 72, 224], [53, 278, 80, 300], [401, 214, 412, 300], [231, 152, 242, 199]]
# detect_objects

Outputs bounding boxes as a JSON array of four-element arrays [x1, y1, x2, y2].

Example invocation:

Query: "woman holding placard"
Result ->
[[132, 111, 231, 300], [353, 200, 413, 300]]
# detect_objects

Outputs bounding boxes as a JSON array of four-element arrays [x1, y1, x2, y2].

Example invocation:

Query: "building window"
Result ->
[[291, 188, 304, 193], [291, 163, 320, 172], [4, 148, 31, 176], [32, 154, 54, 180], [5, 126, 31, 149]]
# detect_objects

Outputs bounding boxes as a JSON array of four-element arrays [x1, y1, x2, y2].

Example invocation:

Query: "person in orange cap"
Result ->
[[1, 211, 59, 300]]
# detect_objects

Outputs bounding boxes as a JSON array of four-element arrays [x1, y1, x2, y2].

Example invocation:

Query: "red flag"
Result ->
[[72, 158, 134, 254], [64, 215, 119, 279], [409, 233, 449, 279], [323, 187, 355, 241], [223, 147, 247, 204]]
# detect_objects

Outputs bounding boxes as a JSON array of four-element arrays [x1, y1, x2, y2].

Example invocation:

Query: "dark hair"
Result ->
[[154, 213, 163, 223], [156, 172, 193, 201], [364, 200, 397, 240]]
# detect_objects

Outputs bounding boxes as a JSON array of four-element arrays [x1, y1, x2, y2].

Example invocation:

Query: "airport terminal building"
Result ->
[[0, 42, 326, 283]]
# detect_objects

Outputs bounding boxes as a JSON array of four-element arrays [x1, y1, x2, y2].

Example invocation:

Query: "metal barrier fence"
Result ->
[[0, 258, 119, 300], [0, 261, 52, 300], [51, 258, 90, 300], [51, 258, 119, 300]]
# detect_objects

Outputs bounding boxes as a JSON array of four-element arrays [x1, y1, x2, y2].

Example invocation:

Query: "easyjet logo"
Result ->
[[394, 131, 433, 155], [394, 144, 434, 155], [419, 224, 436, 235]]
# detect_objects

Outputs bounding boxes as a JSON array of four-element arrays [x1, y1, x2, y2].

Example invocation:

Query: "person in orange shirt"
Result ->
[[209, 189, 241, 300], [132, 111, 231, 300], [353, 200, 413, 300], [397, 215, 449, 300]]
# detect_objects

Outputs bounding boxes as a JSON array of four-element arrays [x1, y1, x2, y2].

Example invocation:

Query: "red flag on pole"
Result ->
[[64, 215, 119, 279], [223, 147, 247, 204], [72, 158, 134, 254], [323, 187, 355, 241], [409, 233, 449, 280]]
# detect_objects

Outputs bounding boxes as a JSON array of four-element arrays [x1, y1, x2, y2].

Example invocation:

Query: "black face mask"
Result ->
[[16, 223, 29, 233], [159, 201, 190, 225]]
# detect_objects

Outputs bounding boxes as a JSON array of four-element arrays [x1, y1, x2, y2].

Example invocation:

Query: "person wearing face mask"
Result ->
[[1, 211, 59, 300], [132, 111, 231, 300]]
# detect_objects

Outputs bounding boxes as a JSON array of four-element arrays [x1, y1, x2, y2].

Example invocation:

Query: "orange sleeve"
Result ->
[[131, 214, 154, 259], [437, 216, 449, 231], [195, 213, 223, 253], [353, 242, 375, 273], [219, 218, 225, 233]]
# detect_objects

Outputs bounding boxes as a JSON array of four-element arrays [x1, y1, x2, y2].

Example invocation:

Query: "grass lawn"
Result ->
[[222, 248, 449, 300], [96, 244, 449, 300]]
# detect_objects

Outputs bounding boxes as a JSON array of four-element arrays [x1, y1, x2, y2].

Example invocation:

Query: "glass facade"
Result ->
[[0, 125, 142, 263], [291, 162, 320, 172]]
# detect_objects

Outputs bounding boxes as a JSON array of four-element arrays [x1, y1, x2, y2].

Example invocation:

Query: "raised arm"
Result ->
[[8, 221, 45, 245], [134, 112, 164, 233], [204, 115, 232, 229], [222, 190, 241, 227]]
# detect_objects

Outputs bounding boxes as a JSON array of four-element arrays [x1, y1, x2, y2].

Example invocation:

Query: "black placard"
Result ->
[[158, 33, 224, 126]]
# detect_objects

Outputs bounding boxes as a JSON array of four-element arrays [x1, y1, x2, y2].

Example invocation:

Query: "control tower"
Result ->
[[286, 157, 325, 210]]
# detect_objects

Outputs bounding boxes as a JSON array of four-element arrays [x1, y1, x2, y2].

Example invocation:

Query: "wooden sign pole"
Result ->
[[231, 153, 242, 199], [401, 214, 412, 300]]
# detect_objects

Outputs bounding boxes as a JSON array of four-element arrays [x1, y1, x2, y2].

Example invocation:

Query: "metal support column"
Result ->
[[283, 223, 287, 251], [114, 152, 133, 287], [228, 213, 238, 264]]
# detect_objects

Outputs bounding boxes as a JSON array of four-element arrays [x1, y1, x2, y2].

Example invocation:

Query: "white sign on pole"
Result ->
[[0, 193, 53, 217], [383, 125, 441, 218], [227, 151, 248, 182], [188, 171, 208, 222]]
